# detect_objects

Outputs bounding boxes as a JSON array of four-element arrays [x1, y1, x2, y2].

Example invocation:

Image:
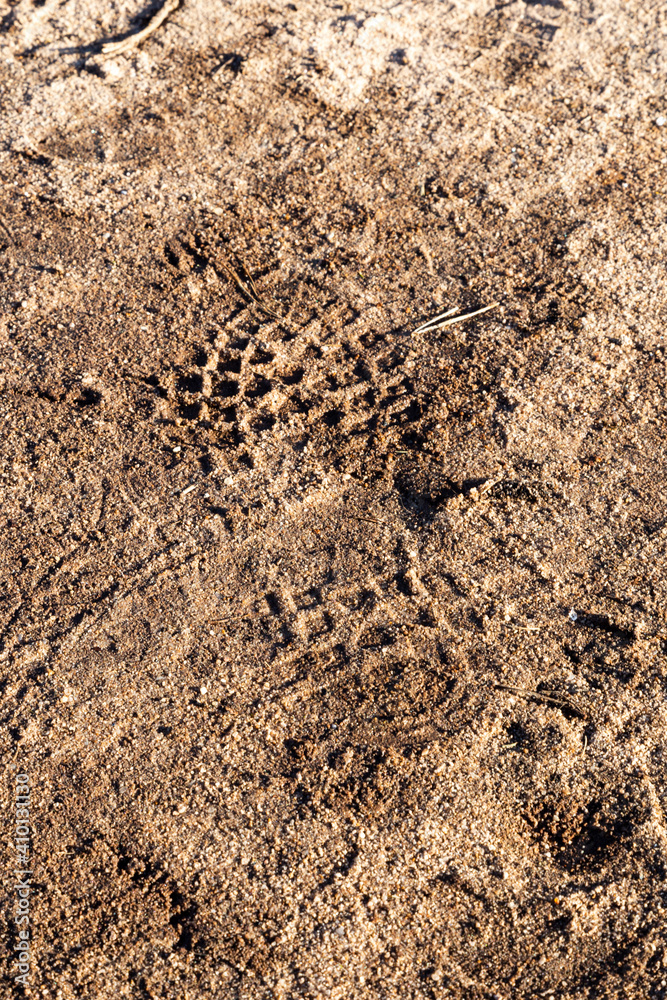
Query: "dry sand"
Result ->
[[1, 0, 667, 997]]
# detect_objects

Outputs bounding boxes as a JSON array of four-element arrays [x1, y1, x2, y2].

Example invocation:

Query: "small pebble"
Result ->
[[568, 608, 578, 622], [656, 116, 666, 127]]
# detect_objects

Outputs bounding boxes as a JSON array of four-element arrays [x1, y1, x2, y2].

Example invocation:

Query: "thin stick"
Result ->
[[414, 301, 499, 334], [493, 683, 587, 719], [170, 479, 204, 497], [436, 301, 499, 329], [211, 54, 236, 78], [348, 514, 390, 526], [101, 0, 179, 57], [413, 306, 458, 334], [478, 476, 502, 496]]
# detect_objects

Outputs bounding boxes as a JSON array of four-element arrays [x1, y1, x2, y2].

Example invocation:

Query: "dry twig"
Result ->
[[493, 683, 587, 719], [414, 301, 499, 335], [348, 513, 390, 526], [101, 0, 179, 57]]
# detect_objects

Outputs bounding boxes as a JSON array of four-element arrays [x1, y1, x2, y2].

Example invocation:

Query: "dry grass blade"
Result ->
[[101, 0, 179, 57], [478, 475, 503, 496], [493, 683, 587, 719], [218, 259, 255, 301], [414, 301, 499, 334], [348, 513, 390, 526], [218, 258, 281, 319], [238, 257, 261, 299], [413, 306, 458, 333]]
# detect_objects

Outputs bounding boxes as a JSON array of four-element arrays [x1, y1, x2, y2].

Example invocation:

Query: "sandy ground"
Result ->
[[1, 0, 667, 997]]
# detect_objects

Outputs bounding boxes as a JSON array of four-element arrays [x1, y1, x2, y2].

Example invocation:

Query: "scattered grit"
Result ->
[[1, 1, 667, 997]]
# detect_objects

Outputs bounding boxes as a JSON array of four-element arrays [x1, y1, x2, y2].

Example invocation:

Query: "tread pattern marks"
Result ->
[[153, 326, 432, 474]]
